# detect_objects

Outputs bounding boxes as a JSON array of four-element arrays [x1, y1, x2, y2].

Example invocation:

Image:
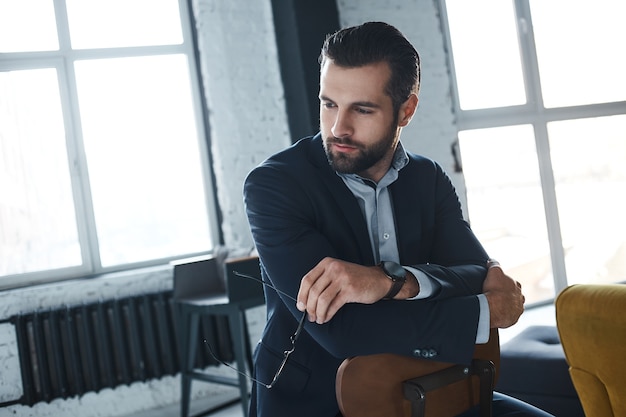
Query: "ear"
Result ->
[[398, 94, 419, 127]]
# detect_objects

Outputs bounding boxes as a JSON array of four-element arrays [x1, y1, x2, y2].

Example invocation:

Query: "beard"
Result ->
[[323, 127, 398, 175]]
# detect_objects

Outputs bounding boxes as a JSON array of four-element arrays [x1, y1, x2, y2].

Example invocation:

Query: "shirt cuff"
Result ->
[[403, 266, 438, 299], [475, 294, 490, 344]]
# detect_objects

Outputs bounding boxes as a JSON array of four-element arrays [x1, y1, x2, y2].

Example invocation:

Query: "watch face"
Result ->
[[382, 261, 406, 280]]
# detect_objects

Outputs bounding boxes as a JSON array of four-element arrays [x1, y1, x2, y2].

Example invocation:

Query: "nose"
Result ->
[[331, 109, 352, 138]]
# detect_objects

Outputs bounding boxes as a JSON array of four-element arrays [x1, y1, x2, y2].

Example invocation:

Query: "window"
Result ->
[[441, 0, 626, 304], [0, 0, 217, 288]]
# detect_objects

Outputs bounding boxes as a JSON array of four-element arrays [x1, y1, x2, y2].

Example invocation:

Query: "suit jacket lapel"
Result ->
[[390, 160, 423, 264], [307, 134, 375, 265]]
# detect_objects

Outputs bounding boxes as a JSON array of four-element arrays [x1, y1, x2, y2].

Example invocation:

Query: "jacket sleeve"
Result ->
[[394, 158, 490, 299]]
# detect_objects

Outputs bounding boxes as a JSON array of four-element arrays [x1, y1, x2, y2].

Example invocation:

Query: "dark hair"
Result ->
[[319, 21, 421, 114]]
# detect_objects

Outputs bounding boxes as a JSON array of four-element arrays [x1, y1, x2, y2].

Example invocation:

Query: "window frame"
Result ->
[[439, 0, 626, 301], [0, 0, 219, 289]]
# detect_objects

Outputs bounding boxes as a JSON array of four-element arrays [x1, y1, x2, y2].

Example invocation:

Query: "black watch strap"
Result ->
[[384, 278, 405, 299], [380, 261, 406, 299]]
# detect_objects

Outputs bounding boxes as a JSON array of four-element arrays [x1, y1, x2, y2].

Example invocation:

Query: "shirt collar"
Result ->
[[391, 141, 409, 171]]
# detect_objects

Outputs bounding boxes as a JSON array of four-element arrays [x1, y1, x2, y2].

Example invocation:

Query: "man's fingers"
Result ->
[[297, 263, 325, 312], [323, 294, 346, 324], [306, 278, 335, 323], [298, 261, 340, 323], [313, 285, 343, 324], [296, 277, 311, 311]]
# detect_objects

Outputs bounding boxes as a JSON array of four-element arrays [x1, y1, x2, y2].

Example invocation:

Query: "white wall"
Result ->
[[0, 0, 460, 416]]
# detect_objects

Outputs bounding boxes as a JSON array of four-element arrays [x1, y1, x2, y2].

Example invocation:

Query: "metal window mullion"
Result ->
[[61, 59, 104, 272], [455, 105, 537, 130], [180, 0, 222, 246], [54, 0, 102, 272], [513, 0, 544, 112], [67, 44, 186, 61], [515, 0, 568, 292], [456, 101, 626, 131], [544, 102, 626, 123], [516, 0, 569, 292], [532, 123, 568, 293]]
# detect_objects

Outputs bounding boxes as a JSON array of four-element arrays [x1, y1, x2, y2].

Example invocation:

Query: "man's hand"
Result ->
[[296, 257, 418, 324], [483, 265, 525, 328]]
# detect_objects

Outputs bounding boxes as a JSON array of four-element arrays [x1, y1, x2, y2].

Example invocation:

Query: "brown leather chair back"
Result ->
[[336, 329, 500, 417]]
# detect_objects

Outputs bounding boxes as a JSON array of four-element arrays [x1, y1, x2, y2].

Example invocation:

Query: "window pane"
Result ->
[[66, 0, 183, 49], [549, 116, 626, 285], [0, 0, 58, 52], [530, 0, 626, 107], [0, 69, 81, 275], [459, 125, 554, 304], [445, 0, 526, 110], [74, 55, 212, 266]]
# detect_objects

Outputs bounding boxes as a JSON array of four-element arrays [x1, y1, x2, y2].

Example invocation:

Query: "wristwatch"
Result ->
[[487, 258, 501, 268], [379, 261, 407, 299]]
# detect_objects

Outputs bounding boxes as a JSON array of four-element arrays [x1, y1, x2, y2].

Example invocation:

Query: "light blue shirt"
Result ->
[[337, 142, 489, 343]]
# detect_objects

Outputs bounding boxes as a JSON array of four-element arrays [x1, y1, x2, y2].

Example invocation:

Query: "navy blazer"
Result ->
[[244, 134, 490, 417]]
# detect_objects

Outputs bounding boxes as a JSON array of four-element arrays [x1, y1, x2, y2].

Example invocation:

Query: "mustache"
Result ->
[[326, 136, 362, 148]]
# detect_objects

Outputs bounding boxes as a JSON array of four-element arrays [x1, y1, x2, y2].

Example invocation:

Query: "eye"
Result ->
[[322, 101, 336, 109], [355, 107, 373, 115]]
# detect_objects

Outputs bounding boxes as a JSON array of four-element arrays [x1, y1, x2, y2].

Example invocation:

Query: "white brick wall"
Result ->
[[0, 1, 462, 416], [194, 0, 291, 251]]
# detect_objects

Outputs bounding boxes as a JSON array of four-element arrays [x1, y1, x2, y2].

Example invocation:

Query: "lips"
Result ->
[[327, 138, 361, 153], [332, 143, 358, 153]]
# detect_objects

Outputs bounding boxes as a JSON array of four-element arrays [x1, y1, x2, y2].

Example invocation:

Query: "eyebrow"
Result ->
[[319, 95, 381, 109]]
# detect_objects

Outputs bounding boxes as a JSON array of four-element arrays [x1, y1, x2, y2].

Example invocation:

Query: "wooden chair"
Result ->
[[336, 329, 500, 417]]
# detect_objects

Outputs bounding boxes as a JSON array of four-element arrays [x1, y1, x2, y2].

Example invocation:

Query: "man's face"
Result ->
[[319, 60, 400, 182]]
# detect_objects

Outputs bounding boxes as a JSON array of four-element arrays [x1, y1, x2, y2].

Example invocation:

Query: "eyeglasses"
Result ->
[[203, 271, 306, 389]]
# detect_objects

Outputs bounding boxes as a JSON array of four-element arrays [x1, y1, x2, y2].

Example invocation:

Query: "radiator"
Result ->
[[5, 291, 233, 406]]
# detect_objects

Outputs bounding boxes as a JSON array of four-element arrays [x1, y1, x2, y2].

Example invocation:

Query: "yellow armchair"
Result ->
[[556, 284, 626, 417]]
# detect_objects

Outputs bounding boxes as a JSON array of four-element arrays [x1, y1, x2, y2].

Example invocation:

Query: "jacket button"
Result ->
[[413, 348, 438, 358]]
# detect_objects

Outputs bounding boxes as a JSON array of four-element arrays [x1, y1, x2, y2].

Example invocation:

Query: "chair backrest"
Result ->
[[556, 283, 626, 417], [172, 255, 225, 300], [336, 329, 500, 417], [223, 255, 265, 303]]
